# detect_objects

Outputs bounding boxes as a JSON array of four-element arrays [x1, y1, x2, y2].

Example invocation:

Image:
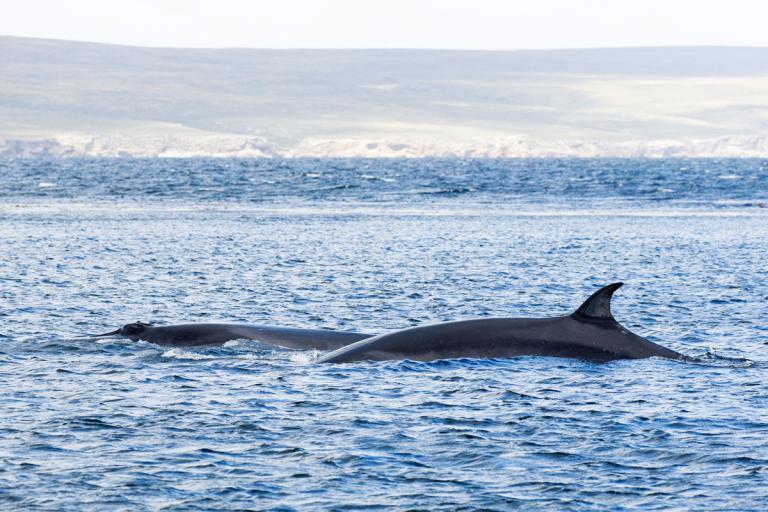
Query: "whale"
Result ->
[[317, 282, 686, 363], [92, 322, 373, 349]]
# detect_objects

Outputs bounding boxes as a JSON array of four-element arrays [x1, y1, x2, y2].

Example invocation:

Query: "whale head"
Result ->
[[93, 322, 153, 341]]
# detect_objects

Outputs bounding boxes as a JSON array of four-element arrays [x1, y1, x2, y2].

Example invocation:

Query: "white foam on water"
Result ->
[[161, 348, 215, 360], [94, 337, 124, 345], [287, 349, 320, 364]]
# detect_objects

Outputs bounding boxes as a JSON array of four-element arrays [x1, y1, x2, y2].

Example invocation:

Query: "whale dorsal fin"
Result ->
[[572, 282, 624, 320]]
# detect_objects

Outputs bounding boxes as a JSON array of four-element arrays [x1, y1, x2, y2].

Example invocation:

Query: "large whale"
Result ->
[[317, 283, 686, 363], [92, 322, 373, 349]]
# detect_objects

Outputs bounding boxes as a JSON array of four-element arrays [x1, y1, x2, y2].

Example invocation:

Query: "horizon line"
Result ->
[[3, 34, 768, 53]]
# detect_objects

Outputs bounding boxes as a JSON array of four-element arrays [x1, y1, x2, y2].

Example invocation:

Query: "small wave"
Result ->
[[287, 349, 320, 364], [417, 187, 475, 196], [687, 349, 755, 367], [713, 199, 767, 208], [37, 182, 57, 188], [161, 348, 216, 360], [360, 174, 397, 183], [95, 337, 124, 345], [235, 353, 266, 360], [66, 416, 120, 430], [500, 390, 541, 400], [321, 184, 359, 191]]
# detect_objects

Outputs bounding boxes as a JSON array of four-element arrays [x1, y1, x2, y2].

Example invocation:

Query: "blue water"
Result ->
[[1, 158, 767, 510]]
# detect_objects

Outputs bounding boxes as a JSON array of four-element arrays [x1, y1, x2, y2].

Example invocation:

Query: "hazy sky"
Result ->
[[2, 0, 767, 49]]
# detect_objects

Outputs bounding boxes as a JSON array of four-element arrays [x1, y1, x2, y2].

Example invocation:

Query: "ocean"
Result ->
[[1, 158, 766, 510]]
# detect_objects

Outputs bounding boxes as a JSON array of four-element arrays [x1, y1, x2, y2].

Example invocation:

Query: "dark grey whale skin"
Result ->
[[93, 322, 373, 349], [317, 283, 686, 364]]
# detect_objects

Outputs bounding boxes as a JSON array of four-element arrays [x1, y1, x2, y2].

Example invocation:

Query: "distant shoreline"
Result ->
[[3, 134, 768, 159]]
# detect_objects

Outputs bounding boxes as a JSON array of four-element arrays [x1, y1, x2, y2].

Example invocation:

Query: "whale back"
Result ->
[[318, 282, 686, 363]]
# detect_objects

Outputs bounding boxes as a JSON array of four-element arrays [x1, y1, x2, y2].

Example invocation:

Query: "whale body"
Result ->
[[317, 283, 686, 363], [93, 322, 373, 349]]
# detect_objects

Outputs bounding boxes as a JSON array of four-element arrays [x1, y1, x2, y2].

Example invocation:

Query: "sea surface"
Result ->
[[0, 158, 767, 510]]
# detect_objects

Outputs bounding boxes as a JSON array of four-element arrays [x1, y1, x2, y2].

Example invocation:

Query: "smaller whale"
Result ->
[[92, 322, 373, 349], [317, 282, 687, 364]]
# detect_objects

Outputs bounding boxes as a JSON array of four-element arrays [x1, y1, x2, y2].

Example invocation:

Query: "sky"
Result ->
[[1, 0, 768, 50]]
